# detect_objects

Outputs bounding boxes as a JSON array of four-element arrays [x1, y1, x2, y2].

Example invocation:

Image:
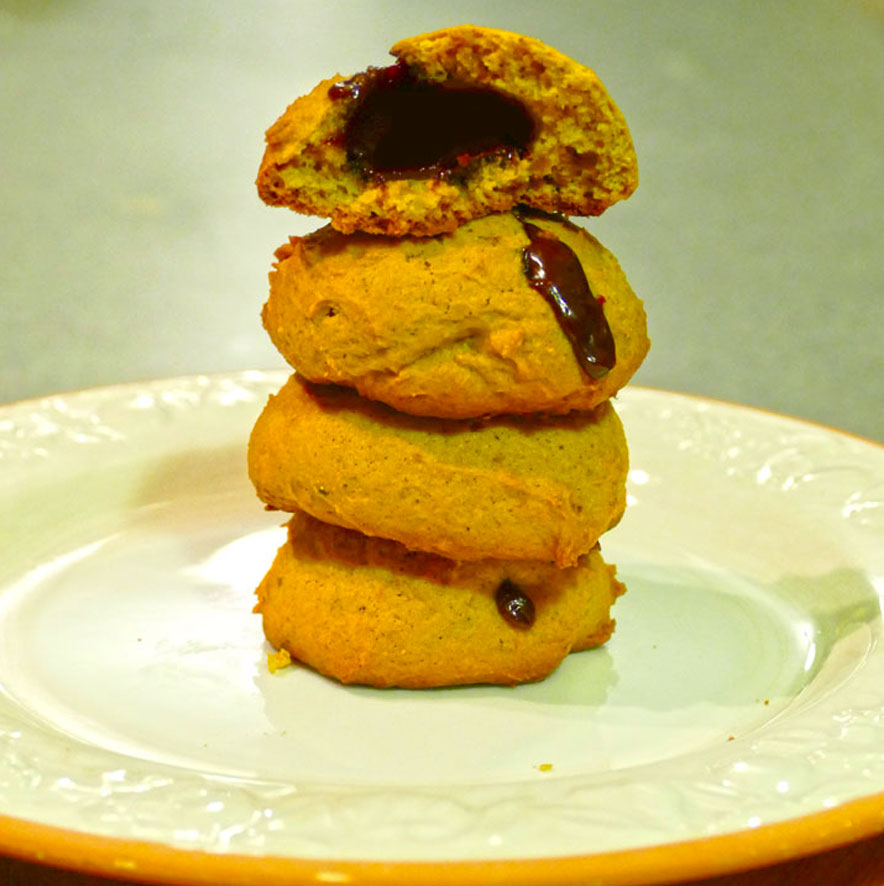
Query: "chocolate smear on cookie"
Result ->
[[516, 207, 616, 379]]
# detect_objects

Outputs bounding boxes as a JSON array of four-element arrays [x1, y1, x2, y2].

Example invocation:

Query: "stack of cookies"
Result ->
[[247, 26, 649, 687]]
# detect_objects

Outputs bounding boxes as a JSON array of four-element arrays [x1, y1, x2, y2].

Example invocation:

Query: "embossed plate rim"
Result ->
[[1, 371, 883, 885]]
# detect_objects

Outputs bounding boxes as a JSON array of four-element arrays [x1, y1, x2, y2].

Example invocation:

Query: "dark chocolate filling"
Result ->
[[516, 207, 616, 380], [328, 61, 536, 179], [495, 579, 536, 629]]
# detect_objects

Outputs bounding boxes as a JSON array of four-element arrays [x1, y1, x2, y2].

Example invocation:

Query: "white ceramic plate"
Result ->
[[1, 371, 882, 885]]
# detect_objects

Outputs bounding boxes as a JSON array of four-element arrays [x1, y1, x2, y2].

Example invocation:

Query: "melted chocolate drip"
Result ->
[[495, 579, 536, 629], [516, 209, 616, 380], [328, 62, 535, 180]]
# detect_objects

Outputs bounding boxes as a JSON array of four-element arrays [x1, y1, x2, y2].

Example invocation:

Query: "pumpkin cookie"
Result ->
[[247, 374, 628, 567], [256, 511, 625, 688], [264, 210, 649, 418], [256, 25, 638, 236]]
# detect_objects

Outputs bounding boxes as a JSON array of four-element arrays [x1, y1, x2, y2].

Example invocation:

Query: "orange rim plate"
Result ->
[[1, 372, 882, 884]]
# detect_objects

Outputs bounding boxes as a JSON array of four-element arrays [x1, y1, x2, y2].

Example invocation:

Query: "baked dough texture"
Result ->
[[256, 25, 638, 236], [256, 511, 625, 688], [247, 374, 628, 567], [248, 26, 643, 686], [264, 211, 649, 418]]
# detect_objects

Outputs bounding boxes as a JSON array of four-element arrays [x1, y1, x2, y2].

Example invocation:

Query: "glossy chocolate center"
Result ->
[[329, 62, 535, 179]]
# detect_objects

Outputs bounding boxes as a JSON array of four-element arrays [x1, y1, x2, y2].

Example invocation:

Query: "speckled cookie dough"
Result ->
[[248, 374, 628, 567], [264, 210, 649, 418], [255, 511, 625, 688], [249, 25, 645, 687]]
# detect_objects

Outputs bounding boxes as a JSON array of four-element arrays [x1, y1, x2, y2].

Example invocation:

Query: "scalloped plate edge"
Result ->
[[2, 791, 884, 886]]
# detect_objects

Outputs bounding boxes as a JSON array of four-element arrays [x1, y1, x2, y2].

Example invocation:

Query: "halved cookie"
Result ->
[[257, 25, 638, 236]]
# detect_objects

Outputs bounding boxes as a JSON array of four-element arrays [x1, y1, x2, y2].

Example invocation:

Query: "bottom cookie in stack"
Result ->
[[255, 510, 625, 688]]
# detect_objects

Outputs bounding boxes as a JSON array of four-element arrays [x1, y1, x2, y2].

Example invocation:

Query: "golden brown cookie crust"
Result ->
[[256, 511, 625, 688], [256, 25, 638, 236], [264, 212, 649, 418], [247, 375, 628, 567]]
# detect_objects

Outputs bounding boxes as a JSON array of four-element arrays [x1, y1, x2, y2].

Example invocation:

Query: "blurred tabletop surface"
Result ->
[[1, 0, 883, 884]]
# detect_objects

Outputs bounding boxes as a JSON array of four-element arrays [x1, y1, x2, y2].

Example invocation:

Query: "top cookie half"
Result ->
[[257, 25, 638, 236]]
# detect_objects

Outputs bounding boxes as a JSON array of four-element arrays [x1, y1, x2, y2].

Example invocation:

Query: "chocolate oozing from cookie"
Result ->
[[516, 208, 616, 380], [495, 579, 536, 629], [328, 61, 536, 179]]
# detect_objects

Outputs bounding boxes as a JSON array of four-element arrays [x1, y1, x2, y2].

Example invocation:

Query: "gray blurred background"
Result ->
[[2, 0, 882, 440]]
